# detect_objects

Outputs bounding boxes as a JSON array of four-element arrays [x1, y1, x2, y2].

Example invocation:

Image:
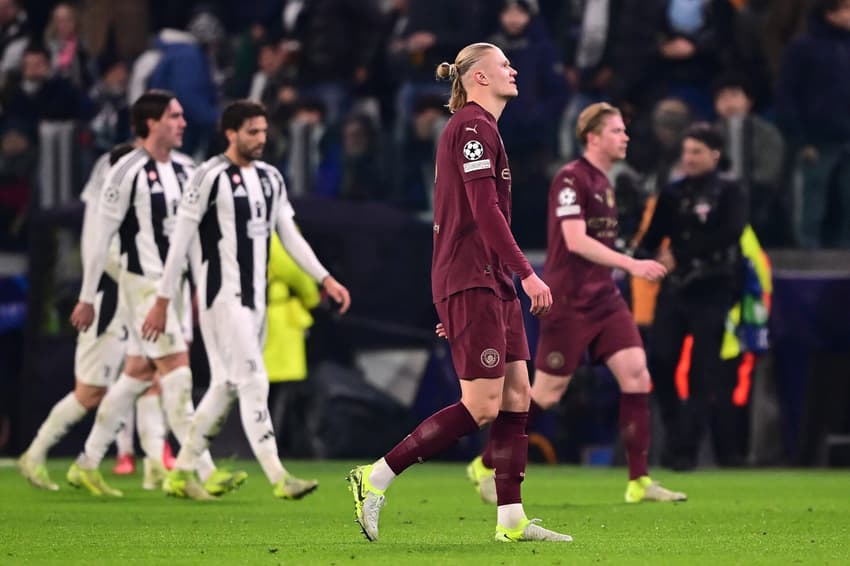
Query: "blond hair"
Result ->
[[435, 43, 497, 113], [576, 102, 621, 145]]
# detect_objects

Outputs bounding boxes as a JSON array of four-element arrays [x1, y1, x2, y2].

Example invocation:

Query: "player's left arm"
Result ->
[[274, 195, 351, 314]]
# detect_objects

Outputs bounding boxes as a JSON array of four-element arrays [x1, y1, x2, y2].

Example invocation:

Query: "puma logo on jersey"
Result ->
[[465, 125, 478, 134], [593, 193, 604, 203]]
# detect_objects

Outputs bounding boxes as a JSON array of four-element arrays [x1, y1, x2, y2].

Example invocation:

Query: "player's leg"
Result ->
[[135, 376, 167, 489], [491, 302, 571, 543], [601, 307, 686, 502], [19, 382, 105, 490], [606, 346, 686, 502], [67, 354, 154, 496], [348, 290, 509, 541], [112, 405, 136, 475], [164, 303, 247, 500], [473, 313, 584, 503]]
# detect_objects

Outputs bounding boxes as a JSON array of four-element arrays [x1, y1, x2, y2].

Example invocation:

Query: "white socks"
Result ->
[[174, 381, 235, 475], [368, 458, 396, 491], [497, 503, 527, 529], [26, 392, 88, 463], [237, 375, 285, 484], [78, 374, 150, 469], [159, 366, 215, 481], [135, 394, 165, 462], [115, 405, 135, 457]]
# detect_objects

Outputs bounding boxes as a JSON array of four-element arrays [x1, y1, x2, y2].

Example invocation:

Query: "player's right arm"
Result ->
[[142, 166, 210, 341], [553, 169, 666, 282], [71, 161, 135, 332], [561, 219, 666, 282]]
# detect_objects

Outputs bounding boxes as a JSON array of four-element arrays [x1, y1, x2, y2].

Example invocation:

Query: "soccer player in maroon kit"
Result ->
[[347, 42, 572, 543], [464, 102, 687, 504]]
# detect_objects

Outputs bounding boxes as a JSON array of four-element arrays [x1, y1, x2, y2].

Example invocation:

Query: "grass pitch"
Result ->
[[1, 459, 848, 565]]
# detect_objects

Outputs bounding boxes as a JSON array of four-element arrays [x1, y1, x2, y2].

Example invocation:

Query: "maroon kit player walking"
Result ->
[[347, 42, 571, 543], [462, 103, 687, 504]]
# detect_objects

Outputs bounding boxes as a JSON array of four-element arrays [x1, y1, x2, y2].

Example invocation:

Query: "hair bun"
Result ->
[[436, 61, 458, 81]]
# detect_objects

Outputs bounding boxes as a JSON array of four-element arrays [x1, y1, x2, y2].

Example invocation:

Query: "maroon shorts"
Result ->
[[534, 306, 643, 377], [435, 288, 530, 379]]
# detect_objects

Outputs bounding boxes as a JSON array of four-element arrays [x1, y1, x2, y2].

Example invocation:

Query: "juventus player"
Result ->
[[68, 90, 239, 496], [142, 100, 351, 500]]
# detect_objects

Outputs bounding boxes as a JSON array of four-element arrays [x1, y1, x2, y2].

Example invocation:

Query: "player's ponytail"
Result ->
[[435, 42, 496, 113]]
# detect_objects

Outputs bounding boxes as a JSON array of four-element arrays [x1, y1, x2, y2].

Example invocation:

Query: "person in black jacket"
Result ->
[[638, 123, 746, 471]]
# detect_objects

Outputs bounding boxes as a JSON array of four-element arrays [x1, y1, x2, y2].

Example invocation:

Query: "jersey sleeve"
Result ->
[[551, 168, 587, 221], [98, 160, 137, 222], [80, 153, 110, 205], [178, 164, 216, 222], [457, 119, 498, 183]]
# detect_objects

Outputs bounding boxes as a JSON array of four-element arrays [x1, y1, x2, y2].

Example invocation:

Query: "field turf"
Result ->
[[1, 459, 847, 565]]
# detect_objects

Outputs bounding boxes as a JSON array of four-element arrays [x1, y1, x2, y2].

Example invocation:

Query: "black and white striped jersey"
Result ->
[[159, 155, 329, 312], [98, 148, 195, 279]]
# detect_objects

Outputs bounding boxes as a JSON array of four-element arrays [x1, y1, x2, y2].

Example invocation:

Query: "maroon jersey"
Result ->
[[544, 157, 625, 316], [432, 102, 531, 302]]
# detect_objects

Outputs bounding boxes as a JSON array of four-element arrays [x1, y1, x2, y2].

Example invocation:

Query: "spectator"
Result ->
[[0, 0, 28, 86], [489, 0, 568, 248], [79, 0, 149, 61], [281, 0, 384, 125], [389, 0, 482, 140], [44, 2, 95, 90], [650, 0, 738, 119], [776, 0, 850, 248], [129, 27, 219, 156], [398, 95, 449, 212], [88, 56, 131, 153], [713, 73, 787, 246], [0, 125, 35, 250], [1, 45, 82, 143]]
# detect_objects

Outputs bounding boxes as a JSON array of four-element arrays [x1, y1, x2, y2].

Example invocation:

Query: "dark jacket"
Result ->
[[776, 17, 850, 146], [640, 171, 746, 296], [489, 17, 568, 151], [290, 0, 384, 84]]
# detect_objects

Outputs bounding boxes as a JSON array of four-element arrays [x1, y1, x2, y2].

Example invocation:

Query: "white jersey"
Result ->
[[158, 154, 329, 314], [100, 148, 194, 280]]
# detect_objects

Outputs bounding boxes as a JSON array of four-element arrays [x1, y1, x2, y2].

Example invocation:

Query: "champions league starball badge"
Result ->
[[463, 140, 484, 161]]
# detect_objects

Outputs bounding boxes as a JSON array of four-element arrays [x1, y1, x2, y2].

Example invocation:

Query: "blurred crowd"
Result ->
[[1, 0, 849, 253]]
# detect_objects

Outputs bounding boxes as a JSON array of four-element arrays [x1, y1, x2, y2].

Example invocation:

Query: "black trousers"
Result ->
[[649, 285, 740, 468]]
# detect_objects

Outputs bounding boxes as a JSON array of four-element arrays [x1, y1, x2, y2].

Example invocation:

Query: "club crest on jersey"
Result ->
[[606, 188, 615, 208], [463, 140, 484, 161], [480, 348, 500, 369], [558, 188, 577, 206]]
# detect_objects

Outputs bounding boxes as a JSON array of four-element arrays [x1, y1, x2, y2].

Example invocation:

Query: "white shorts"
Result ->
[[75, 274, 129, 387], [121, 271, 187, 359], [200, 300, 267, 387]]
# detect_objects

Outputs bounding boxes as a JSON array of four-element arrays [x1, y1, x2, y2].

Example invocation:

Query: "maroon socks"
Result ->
[[620, 392, 650, 480], [482, 398, 542, 468], [384, 402, 479, 474], [487, 411, 529, 506]]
